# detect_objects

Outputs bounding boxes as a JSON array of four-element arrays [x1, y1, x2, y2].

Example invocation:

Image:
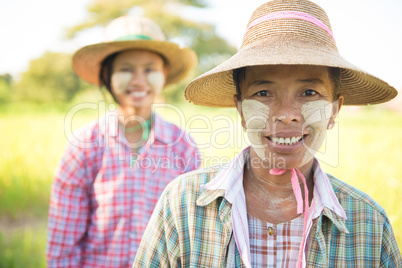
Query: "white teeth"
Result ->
[[271, 136, 302, 145], [131, 91, 147, 98]]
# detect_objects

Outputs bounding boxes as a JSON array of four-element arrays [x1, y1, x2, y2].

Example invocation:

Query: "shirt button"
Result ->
[[267, 227, 275, 235]]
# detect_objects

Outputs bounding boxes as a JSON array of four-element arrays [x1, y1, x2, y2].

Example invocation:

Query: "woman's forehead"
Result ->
[[244, 65, 330, 82], [113, 49, 165, 66], [239, 64, 333, 94]]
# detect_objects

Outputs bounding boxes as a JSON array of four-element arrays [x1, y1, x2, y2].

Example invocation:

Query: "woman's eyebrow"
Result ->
[[247, 80, 273, 87], [246, 78, 325, 88], [298, 78, 325, 85], [117, 60, 159, 66], [116, 62, 132, 67]]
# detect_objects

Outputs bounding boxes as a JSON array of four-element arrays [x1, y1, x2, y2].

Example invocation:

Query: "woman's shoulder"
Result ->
[[67, 114, 110, 145], [154, 113, 197, 146], [327, 174, 389, 219], [162, 166, 221, 202]]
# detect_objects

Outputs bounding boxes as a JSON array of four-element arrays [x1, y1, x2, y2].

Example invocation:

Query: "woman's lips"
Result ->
[[264, 134, 307, 154], [126, 90, 150, 100], [270, 135, 303, 145]]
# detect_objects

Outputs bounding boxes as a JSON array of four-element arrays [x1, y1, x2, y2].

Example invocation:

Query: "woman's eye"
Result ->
[[302, 89, 317, 96], [145, 68, 155, 73], [256, 90, 270, 97], [120, 68, 132, 72]]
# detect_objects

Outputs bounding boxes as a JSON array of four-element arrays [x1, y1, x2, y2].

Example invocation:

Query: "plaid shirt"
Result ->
[[248, 213, 304, 267], [47, 112, 200, 268], [133, 147, 401, 267], [202, 148, 348, 267]]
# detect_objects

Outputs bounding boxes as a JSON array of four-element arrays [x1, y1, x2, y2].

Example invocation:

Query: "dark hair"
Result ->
[[233, 67, 246, 101], [99, 52, 119, 103], [233, 66, 341, 101], [329, 67, 341, 99]]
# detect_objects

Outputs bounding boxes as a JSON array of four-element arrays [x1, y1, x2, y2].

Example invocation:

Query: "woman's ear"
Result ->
[[328, 94, 344, 130], [163, 66, 169, 78]]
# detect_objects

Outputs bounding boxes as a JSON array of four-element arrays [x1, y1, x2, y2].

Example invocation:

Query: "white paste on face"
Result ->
[[301, 100, 333, 166], [111, 72, 132, 94], [242, 99, 270, 160], [147, 71, 165, 94]]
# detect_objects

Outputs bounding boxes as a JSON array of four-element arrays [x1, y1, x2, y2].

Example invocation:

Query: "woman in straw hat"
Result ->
[[46, 16, 201, 267], [133, 0, 401, 267]]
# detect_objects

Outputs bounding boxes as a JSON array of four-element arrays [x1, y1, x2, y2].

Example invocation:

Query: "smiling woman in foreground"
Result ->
[[133, 0, 401, 267]]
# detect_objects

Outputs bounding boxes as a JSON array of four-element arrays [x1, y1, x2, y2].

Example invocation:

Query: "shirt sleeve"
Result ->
[[132, 187, 180, 268], [380, 217, 402, 267], [46, 139, 91, 267]]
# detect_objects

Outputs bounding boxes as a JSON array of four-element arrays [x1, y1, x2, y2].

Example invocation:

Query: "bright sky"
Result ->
[[1, 0, 402, 89]]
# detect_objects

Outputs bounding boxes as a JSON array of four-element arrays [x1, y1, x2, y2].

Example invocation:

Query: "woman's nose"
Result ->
[[129, 72, 148, 86], [271, 99, 302, 124]]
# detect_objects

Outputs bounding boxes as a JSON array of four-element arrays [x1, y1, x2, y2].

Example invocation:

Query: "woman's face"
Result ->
[[111, 49, 167, 110], [235, 64, 343, 169]]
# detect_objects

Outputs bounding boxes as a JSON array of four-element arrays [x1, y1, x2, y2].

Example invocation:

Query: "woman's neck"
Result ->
[[243, 153, 315, 223], [117, 106, 152, 128], [247, 156, 315, 188]]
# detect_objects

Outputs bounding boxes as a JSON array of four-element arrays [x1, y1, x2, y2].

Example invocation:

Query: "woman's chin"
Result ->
[[249, 145, 316, 170]]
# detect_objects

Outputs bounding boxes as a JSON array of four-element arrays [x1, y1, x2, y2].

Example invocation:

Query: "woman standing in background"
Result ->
[[47, 16, 200, 267]]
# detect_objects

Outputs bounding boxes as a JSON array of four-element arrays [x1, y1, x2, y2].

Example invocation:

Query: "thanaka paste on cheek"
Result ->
[[242, 99, 270, 160], [147, 71, 165, 93], [300, 100, 333, 166], [111, 72, 132, 94]]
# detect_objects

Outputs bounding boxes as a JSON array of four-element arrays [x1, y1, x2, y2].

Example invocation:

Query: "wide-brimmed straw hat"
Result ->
[[72, 16, 197, 86], [185, 0, 397, 107]]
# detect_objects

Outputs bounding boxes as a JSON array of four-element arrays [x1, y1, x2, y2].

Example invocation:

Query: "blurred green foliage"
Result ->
[[12, 52, 89, 103], [4, 0, 236, 105], [0, 75, 12, 103], [0, 226, 47, 268]]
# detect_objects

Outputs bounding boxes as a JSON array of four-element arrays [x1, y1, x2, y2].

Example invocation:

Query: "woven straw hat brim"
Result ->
[[185, 38, 397, 107], [72, 40, 197, 86]]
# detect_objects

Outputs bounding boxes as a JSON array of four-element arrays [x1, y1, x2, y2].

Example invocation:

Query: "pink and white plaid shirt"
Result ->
[[47, 112, 200, 268]]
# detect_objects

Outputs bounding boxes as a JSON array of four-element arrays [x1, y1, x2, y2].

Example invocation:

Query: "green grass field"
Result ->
[[0, 103, 401, 267]]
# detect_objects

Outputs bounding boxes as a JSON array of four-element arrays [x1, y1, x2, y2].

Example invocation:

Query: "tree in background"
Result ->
[[0, 74, 13, 103], [14, 52, 85, 103], [11, 1, 236, 105], [66, 0, 236, 103]]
